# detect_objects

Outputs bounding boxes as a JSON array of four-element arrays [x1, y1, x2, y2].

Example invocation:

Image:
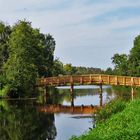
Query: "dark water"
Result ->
[[0, 85, 131, 140]]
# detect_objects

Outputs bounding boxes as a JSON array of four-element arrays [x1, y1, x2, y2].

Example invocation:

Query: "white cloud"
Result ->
[[0, 0, 140, 68]]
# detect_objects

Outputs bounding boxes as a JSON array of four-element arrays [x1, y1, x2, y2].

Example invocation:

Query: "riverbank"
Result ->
[[71, 98, 140, 140]]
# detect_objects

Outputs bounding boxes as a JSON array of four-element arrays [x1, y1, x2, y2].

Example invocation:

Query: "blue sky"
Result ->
[[0, 0, 140, 69]]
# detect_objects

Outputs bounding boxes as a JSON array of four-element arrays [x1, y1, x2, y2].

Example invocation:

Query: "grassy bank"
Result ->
[[71, 98, 140, 140]]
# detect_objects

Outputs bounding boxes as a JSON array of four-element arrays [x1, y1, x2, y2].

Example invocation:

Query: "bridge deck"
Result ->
[[37, 74, 140, 87]]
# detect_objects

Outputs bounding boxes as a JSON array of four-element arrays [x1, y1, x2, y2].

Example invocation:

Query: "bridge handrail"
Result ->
[[36, 74, 140, 87]]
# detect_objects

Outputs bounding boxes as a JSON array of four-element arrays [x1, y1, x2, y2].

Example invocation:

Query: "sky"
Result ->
[[0, 0, 140, 69]]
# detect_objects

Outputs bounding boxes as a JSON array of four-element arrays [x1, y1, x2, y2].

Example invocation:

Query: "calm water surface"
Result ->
[[54, 85, 115, 140], [0, 85, 121, 140]]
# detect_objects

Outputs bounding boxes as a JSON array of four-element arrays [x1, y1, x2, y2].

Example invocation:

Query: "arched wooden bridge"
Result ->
[[37, 74, 140, 87]]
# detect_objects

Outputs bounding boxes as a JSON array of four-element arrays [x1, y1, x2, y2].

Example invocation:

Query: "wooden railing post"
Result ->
[[57, 77, 60, 85], [131, 77, 134, 86], [99, 75, 102, 84], [123, 77, 125, 85], [70, 76, 73, 84], [80, 76, 83, 84], [108, 75, 110, 84], [131, 77, 134, 100], [139, 78, 140, 87], [50, 78, 53, 86], [115, 76, 118, 85], [90, 74, 92, 84]]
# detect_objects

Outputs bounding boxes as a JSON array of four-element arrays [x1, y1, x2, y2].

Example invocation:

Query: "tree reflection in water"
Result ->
[[0, 86, 119, 140], [0, 101, 56, 140]]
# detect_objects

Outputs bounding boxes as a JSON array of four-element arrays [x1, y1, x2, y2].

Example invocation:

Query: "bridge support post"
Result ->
[[70, 83, 74, 106], [45, 85, 49, 104], [131, 87, 134, 101], [71, 93, 74, 107], [99, 83, 103, 107], [70, 83, 74, 93]]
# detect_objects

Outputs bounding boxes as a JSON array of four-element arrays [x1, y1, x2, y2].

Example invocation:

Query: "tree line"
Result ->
[[105, 35, 140, 77], [52, 59, 103, 76]]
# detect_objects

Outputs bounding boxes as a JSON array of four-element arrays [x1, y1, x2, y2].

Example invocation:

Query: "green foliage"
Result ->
[[37, 33, 55, 77], [128, 35, 140, 76], [94, 99, 126, 124], [105, 67, 114, 75], [0, 20, 55, 97], [0, 101, 56, 140], [56, 63, 103, 76], [71, 99, 140, 140], [0, 22, 11, 72], [0, 74, 7, 85], [74, 66, 103, 75], [112, 86, 131, 101], [52, 58, 64, 76], [63, 63, 76, 75], [111, 35, 140, 77], [112, 53, 128, 75], [4, 21, 39, 95]]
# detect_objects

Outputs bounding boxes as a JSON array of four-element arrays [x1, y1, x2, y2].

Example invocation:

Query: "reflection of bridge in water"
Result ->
[[38, 90, 103, 114], [38, 104, 100, 114]]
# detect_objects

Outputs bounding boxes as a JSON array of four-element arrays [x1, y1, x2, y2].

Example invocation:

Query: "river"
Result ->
[[0, 85, 131, 140]]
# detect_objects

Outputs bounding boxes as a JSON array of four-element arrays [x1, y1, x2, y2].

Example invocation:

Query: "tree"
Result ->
[[105, 67, 114, 75], [52, 58, 64, 76], [63, 63, 76, 75], [4, 21, 41, 96], [128, 35, 140, 76], [111, 53, 128, 76], [0, 20, 56, 97], [39, 34, 55, 77], [0, 22, 11, 73], [29, 31, 55, 78]]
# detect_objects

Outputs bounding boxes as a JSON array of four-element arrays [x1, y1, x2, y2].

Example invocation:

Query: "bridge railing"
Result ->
[[37, 74, 140, 87]]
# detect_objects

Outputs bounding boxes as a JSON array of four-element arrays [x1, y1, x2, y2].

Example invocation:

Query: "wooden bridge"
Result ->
[[38, 104, 99, 114], [37, 74, 140, 87]]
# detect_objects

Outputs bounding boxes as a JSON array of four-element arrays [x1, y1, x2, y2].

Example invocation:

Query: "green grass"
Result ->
[[71, 99, 140, 140]]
